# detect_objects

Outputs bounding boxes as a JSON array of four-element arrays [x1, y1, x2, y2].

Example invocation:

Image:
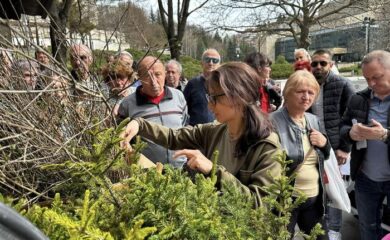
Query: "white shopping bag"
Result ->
[[323, 149, 351, 213]]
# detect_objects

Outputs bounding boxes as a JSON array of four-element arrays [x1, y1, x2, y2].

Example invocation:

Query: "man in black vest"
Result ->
[[310, 49, 355, 240]]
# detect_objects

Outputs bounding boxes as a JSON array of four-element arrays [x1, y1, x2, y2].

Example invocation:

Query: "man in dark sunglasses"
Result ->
[[310, 49, 355, 240], [184, 48, 221, 125]]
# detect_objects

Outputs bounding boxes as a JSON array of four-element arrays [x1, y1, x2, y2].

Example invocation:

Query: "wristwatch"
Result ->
[[381, 128, 389, 143]]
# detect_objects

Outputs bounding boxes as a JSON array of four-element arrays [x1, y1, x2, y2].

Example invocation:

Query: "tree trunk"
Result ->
[[34, 16, 40, 46], [48, 0, 73, 64], [50, 18, 67, 64], [169, 39, 181, 60], [298, 24, 311, 49]]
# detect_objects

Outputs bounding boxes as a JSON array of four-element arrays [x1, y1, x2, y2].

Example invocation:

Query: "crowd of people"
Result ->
[[2, 44, 390, 240]]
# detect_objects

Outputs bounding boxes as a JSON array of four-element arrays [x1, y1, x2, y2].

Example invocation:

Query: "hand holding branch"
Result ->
[[119, 120, 140, 150], [173, 149, 213, 174]]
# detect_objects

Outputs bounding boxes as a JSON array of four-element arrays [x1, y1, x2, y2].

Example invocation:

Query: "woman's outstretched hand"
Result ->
[[173, 149, 213, 174], [119, 120, 140, 150]]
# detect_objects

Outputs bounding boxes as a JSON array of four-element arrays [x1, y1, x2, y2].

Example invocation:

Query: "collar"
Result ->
[[370, 90, 390, 102], [135, 85, 172, 105], [281, 107, 312, 131]]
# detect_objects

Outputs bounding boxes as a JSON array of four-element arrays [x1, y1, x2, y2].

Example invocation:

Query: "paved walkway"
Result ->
[[293, 211, 360, 240]]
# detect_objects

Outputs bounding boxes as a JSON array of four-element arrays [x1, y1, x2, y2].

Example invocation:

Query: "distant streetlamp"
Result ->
[[235, 46, 241, 60], [363, 17, 375, 54]]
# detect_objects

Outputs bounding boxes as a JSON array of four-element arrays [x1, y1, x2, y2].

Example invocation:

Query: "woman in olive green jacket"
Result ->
[[120, 62, 282, 207]]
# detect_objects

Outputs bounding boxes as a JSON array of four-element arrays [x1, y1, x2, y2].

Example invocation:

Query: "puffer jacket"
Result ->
[[310, 71, 355, 152]]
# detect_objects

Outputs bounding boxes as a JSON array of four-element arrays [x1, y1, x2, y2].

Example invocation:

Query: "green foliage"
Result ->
[[270, 55, 294, 79], [3, 123, 323, 239], [275, 55, 289, 64], [338, 64, 360, 73], [41, 119, 132, 197], [180, 56, 202, 79]]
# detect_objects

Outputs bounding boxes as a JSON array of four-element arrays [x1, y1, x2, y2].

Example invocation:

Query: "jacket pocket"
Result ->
[[238, 170, 254, 185]]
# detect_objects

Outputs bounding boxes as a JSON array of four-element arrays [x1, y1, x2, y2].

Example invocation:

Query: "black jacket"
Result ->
[[310, 71, 355, 152], [340, 88, 390, 180], [265, 85, 282, 110]]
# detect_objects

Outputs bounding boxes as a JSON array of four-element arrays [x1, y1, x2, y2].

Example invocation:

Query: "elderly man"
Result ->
[[117, 56, 188, 167], [69, 44, 106, 97], [340, 50, 390, 240], [165, 59, 187, 91], [70, 44, 93, 82], [309, 49, 354, 240], [183, 48, 220, 126]]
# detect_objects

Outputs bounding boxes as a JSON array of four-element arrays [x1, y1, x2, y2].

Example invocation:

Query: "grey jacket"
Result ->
[[118, 86, 188, 167], [271, 107, 331, 212]]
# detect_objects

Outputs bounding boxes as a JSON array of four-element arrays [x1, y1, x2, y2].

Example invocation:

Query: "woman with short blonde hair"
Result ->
[[271, 70, 330, 238]]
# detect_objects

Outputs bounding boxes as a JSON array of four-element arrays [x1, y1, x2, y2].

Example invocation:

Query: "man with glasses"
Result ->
[[69, 44, 108, 99], [340, 50, 390, 240], [310, 49, 355, 240], [184, 48, 220, 125], [70, 44, 93, 82], [117, 56, 188, 168]]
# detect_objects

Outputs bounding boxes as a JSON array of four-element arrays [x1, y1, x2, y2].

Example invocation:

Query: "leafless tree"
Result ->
[[49, 0, 74, 64], [206, 0, 363, 49], [157, 0, 210, 60]]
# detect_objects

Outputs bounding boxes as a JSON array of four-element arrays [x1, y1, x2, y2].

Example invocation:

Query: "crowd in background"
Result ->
[[2, 44, 390, 240]]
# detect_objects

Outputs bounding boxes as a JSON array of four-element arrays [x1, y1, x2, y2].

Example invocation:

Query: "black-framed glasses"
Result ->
[[205, 93, 225, 104], [311, 61, 328, 67], [203, 57, 220, 64]]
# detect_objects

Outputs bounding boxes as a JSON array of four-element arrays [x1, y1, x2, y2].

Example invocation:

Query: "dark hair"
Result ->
[[207, 62, 274, 157], [244, 52, 272, 70], [312, 49, 333, 59]]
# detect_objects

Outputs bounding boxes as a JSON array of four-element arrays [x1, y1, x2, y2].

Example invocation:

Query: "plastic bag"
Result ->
[[323, 149, 351, 213]]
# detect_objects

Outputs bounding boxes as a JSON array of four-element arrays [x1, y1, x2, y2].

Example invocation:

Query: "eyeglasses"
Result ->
[[203, 57, 220, 64], [310, 61, 329, 67], [71, 55, 88, 61], [205, 93, 225, 104]]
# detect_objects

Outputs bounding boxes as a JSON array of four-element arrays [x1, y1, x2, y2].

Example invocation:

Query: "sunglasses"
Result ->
[[310, 61, 328, 67], [205, 93, 225, 104], [203, 57, 220, 64]]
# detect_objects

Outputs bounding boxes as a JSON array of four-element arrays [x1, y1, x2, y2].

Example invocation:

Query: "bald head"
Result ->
[[70, 44, 93, 80], [70, 44, 92, 56], [201, 48, 221, 77], [138, 56, 166, 97]]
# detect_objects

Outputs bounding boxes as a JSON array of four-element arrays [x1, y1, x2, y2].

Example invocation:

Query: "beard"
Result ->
[[313, 71, 326, 85]]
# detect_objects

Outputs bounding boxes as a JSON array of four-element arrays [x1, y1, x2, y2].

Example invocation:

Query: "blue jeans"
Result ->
[[326, 206, 342, 232], [355, 172, 390, 240]]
